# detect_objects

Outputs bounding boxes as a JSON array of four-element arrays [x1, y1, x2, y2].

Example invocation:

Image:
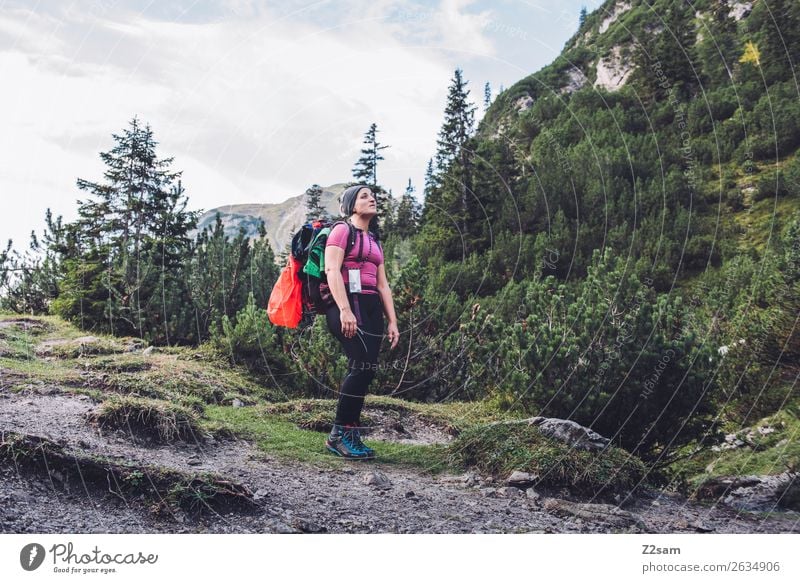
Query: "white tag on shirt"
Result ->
[[348, 269, 362, 293]]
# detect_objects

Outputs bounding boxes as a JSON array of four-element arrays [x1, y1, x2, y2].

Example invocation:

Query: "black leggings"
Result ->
[[325, 292, 384, 426]]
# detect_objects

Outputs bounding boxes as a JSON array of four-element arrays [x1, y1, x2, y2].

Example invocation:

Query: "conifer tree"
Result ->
[[304, 184, 327, 222], [352, 123, 389, 185], [51, 117, 197, 340], [424, 68, 476, 258], [394, 179, 422, 239], [351, 122, 391, 224], [483, 82, 492, 111]]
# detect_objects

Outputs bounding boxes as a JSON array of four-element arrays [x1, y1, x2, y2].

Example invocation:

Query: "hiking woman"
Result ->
[[323, 184, 399, 459]]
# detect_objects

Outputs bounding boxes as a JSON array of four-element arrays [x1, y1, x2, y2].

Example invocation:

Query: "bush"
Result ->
[[211, 292, 290, 377], [460, 249, 720, 459]]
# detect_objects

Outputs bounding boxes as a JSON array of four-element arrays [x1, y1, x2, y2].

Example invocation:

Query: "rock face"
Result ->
[[561, 67, 588, 95], [515, 94, 534, 112], [528, 417, 611, 451], [728, 1, 753, 21], [598, 1, 632, 34], [594, 46, 633, 92]]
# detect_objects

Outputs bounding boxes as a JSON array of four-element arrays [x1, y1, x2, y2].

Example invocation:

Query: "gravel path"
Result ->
[[1, 387, 798, 534]]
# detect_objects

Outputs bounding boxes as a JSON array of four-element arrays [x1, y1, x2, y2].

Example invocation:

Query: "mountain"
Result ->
[[438, 0, 800, 292], [192, 183, 348, 255]]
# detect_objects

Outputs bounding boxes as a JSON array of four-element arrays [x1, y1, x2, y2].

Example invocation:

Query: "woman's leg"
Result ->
[[325, 293, 383, 426], [350, 294, 384, 425]]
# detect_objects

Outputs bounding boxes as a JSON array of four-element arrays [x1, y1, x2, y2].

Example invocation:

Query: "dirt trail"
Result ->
[[1, 386, 798, 534]]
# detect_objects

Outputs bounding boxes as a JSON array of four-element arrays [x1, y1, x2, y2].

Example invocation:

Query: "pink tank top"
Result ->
[[326, 222, 383, 294]]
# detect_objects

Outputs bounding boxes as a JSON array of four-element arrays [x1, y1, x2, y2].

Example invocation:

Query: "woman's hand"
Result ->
[[340, 306, 358, 338], [386, 321, 399, 349]]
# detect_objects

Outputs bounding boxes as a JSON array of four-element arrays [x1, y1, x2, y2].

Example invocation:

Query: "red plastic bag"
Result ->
[[268, 256, 302, 328]]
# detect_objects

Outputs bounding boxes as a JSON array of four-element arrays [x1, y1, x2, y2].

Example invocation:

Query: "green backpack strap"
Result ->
[[302, 220, 356, 279]]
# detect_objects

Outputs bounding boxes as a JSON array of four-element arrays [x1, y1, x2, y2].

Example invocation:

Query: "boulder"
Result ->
[[506, 470, 539, 487], [527, 417, 610, 451]]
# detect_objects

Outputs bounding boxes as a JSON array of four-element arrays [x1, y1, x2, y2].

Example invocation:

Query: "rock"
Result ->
[[722, 472, 800, 512], [695, 475, 763, 500], [526, 489, 541, 501], [232, 399, 244, 408], [560, 67, 587, 95], [598, 1, 632, 34], [362, 470, 391, 490], [480, 487, 499, 498], [404, 490, 416, 499], [543, 498, 645, 529], [594, 46, 633, 92], [142, 346, 155, 355], [515, 94, 534, 112], [507, 470, 538, 487], [691, 521, 715, 533], [291, 518, 326, 533], [728, 1, 752, 21], [527, 417, 610, 451], [497, 486, 524, 498]]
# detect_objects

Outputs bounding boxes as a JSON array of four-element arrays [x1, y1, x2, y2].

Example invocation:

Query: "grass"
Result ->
[[87, 395, 206, 443], [260, 395, 507, 435], [447, 422, 647, 496], [202, 404, 451, 473]]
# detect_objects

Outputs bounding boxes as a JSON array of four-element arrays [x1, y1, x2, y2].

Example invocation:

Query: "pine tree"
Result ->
[[51, 117, 197, 340], [427, 68, 477, 258], [352, 123, 390, 186], [483, 82, 492, 111], [351, 123, 391, 226], [579, 6, 588, 28], [394, 179, 422, 239], [435, 69, 475, 172], [304, 184, 327, 222]]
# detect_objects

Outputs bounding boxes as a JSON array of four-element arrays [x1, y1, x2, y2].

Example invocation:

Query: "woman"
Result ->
[[323, 184, 400, 460]]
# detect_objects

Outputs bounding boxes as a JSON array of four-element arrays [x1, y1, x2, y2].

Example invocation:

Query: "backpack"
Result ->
[[292, 218, 357, 319]]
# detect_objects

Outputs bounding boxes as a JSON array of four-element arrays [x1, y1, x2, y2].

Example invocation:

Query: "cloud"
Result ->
[[0, 0, 500, 251]]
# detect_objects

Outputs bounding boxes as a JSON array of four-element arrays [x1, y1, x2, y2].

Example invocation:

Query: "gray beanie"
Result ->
[[339, 184, 369, 216]]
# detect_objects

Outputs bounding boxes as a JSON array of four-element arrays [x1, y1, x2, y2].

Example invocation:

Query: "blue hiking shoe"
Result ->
[[349, 424, 376, 459], [325, 424, 372, 460]]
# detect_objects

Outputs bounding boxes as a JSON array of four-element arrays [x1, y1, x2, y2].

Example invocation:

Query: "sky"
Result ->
[[0, 0, 603, 252]]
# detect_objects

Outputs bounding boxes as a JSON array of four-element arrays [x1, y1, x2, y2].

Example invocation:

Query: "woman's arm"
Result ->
[[377, 264, 399, 348], [324, 244, 357, 337]]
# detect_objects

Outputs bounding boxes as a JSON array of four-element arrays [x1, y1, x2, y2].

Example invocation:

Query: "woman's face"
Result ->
[[353, 187, 377, 218]]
